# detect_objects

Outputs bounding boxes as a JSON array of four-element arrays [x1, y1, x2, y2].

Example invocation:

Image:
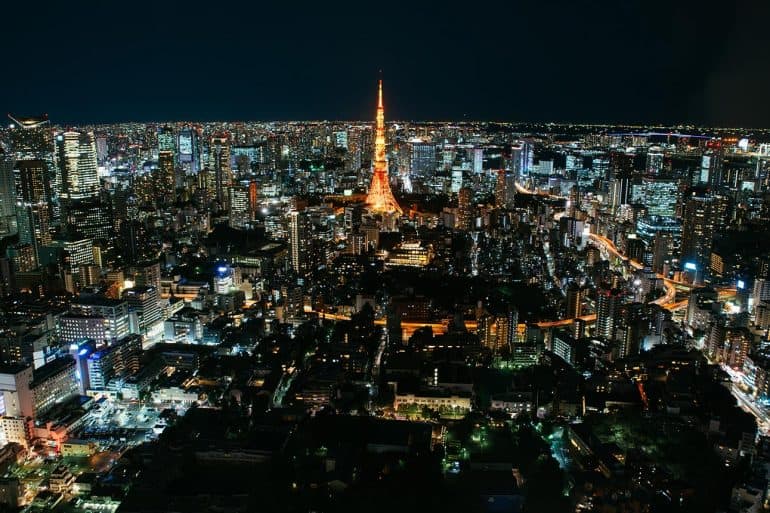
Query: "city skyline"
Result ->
[[2, 2, 770, 512]]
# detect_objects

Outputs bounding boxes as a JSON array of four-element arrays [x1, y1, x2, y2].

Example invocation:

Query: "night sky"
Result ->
[[4, 0, 770, 126]]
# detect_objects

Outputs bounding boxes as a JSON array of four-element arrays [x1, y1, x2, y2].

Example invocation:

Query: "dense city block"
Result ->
[[1, 83, 770, 513]]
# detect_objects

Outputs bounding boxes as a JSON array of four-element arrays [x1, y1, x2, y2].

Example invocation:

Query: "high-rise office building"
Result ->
[[157, 124, 177, 195], [686, 287, 720, 330], [178, 127, 201, 173], [699, 149, 724, 187], [609, 151, 632, 181], [651, 232, 673, 273], [345, 128, 364, 171], [645, 149, 664, 175], [61, 238, 95, 271], [157, 125, 175, 153], [0, 152, 17, 237], [288, 210, 310, 275], [753, 279, 770, 311], [6, 245, 36, 273], [457, 187, 473, 231], [631, 177, 678, 217], [156, 151, 176, 198], [552, 330, 578, 367], [59, 316, 107, 346], [7, 114, 58, 209], [228, 186, 251, 229], [500, 308, 519, 347], [95, 134, 108, 164], [333, 130, 348, 150], [680, 194, 716, 272], [0, 364, 34, 418], [57, 131, 100, 200], [495, 169, 516, 209], [610, 174, 631, 211], [472, 147, 483, 174], [14, 160, 52, 262], [510, 141, 533, 179], [408, 140, 436, 176], [208, 136, 232, 207], [7, 114, 54, 161], [63, 196, 113, 241]]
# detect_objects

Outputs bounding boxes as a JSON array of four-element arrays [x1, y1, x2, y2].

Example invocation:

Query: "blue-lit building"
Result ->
[[636, 216, 681, 250], [631, 177, 678, 218]]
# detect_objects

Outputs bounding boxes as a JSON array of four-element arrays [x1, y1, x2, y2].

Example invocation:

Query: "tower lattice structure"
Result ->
[[366, 80, 402, 214]]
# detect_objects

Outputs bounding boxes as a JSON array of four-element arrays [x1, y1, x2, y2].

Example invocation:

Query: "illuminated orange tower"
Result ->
[[366, 80, 402, 214]]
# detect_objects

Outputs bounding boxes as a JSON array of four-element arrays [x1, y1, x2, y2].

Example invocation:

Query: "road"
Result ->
[[371, 328, 388, 378], [587, 233, 736, 308], [722, 364, 770, 434]]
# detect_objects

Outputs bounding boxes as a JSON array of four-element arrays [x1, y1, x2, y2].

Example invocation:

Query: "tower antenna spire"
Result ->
[[366, 76, 402, 215]]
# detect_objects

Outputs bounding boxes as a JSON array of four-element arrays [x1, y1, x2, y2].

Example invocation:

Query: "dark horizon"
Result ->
[[5, 0, 770, 128]]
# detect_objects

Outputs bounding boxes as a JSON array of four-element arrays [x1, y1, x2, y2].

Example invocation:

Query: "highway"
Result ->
[[586, 233, 735, 308], [515, 181, 567, 200], [587, 233, 678, 307]]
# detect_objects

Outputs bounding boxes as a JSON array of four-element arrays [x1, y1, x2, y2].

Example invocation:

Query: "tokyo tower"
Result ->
[[366, 80, 402, 215]]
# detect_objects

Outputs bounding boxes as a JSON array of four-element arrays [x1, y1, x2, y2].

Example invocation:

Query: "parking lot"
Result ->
[[77, 400, 188, 446]]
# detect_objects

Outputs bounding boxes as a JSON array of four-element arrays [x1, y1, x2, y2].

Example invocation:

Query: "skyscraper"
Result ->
[[457, 187, 473, 231], [228, 186, 251, 229], [645, 148, 664, 175], [651, 232, 673, 273], [14, 160, 52, 262], [288, 210, 310, 275], [510, 141, 533, 179], [0, 152, 17, 237], [209, 136, 232, 207], [57, 131, 99, 200], [178, 127, 201, 173], [631, 177, 678, 218], [699, 149, 724, 187], [156, 125, 177, 196], [366, 80, 402, 214], [63, 195, 113, 241], [157, 151, 175, 199], [610, 174, 631, 211], [7, 114, 53, 160], [495, 169, 516, 209], [157, 125, 175, 153], [7, 114, 58, 209], [681, 194, 716, 272], [408, 139, 436, 177]]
